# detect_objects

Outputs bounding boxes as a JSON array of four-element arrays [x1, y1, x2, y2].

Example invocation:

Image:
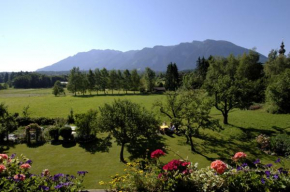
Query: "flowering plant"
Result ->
[[106, 150, 290, 192], [0, 153, 87, 191]]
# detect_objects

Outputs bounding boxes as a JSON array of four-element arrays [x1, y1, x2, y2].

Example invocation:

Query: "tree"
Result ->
[[266, 69, 290, 113], [100, 68, 109, 94], [131, 69, 140, 94], [143, 67, 156, 92], [154, 91, 186, 130], [116, 70, 124, 93], [165, 62, 179, 91], [108, 70, 117, 94], [59, 126, 72, 142], [78, 73, 88, 95], [123, 69, 131, 94], [94, 68, 101, 95], [98, 99, 158, 163], [0, 103, 17, 142], [67, 67, 82, 96], [52, 80, 65, 96], [180, 90, 221, 151], [204, 55, 253, 124], [264, 54, 290, 78], [87, 69, 96, 95], [75, 109, 98, 137]]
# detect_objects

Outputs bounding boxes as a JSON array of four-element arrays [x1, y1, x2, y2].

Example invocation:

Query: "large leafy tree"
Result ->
[[98, 99, 158, 163], [67, 67, 82, 96], [266, 69, 290, 113], [180, 90, 221, 151], [165, 62, 179, 91], [154, 91, 186, 130], [204, 55, 253, 124]]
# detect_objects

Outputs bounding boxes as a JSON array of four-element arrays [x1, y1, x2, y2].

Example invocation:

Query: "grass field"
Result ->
[[1, 88, 290, 189]]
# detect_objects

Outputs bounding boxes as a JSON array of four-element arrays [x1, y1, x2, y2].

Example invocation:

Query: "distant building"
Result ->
[[153, 87, 166, 93]]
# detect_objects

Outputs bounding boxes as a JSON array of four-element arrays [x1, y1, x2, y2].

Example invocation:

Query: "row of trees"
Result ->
[[0, 71, 68, 89]]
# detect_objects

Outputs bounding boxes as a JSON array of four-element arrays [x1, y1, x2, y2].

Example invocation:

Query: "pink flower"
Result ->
[[0, 164, 6, 173], [0, 154, 8, 161], [20, 163, 31, 169], [151, 149, 165, 159], [233, 152, 247, 161], [14, 174, 26, 181], [211, 160, 227, 174]]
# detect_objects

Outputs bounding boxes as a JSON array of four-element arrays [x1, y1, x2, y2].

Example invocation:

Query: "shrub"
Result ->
[[271, 134, 290, 157], [48, 127, 59, 141], [0, 153, 87, 191], [59, 126, 72, 141], [16, 117, 55, 126]]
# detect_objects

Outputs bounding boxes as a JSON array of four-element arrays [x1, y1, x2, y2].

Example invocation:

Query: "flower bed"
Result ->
[[102, 149, 290, 192], [0, 153, 87, 191]]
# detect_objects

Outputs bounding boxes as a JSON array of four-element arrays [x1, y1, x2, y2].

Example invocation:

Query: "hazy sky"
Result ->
[[0, 0, 289, 72]]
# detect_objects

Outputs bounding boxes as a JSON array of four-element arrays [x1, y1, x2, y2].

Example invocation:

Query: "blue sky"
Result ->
[[0, 0, 289, 72]]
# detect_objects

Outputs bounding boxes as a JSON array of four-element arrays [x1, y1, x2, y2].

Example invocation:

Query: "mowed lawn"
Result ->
[[1, 88, 290, 189]]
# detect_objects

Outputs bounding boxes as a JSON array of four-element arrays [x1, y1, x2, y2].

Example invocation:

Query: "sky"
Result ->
[[0, 0, 289, 72]]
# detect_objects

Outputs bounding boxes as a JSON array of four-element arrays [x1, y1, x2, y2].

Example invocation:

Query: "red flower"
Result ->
[[163, 159, 190, 171], [14, 174, 26, 181], [211, 160, 227, 174], [0, 154, 8, 161], [233, 152, 247, 161], [0, 164, 6, 173], [151, 149, 165, 159], [20, 163, 31, 169]]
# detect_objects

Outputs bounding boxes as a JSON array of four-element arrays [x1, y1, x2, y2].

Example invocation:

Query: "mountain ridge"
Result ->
[[37, 39, 267, 72]]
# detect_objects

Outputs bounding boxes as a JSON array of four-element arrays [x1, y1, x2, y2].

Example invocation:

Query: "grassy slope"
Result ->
[[1, 88, 290, 189]]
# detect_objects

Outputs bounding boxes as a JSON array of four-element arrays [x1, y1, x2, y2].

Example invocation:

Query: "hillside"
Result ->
[[37, 39, 267, 71]]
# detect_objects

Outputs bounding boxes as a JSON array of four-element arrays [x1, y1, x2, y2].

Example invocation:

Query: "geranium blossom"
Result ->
[[233, 152, 247, 161], [0, 164, 6, 173], [211, 160, 227, 174], [151, 149, 165, 159], [0, 154, 8, 161], [14, 174, 26, 181], [162, 159, 190, 172], [20, 163, 31, 169]]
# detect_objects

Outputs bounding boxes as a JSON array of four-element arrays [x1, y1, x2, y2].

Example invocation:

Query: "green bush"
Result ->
[[48, 127, 59, 141], [59, 126, 72, 141], [271, 134, 290, 157]]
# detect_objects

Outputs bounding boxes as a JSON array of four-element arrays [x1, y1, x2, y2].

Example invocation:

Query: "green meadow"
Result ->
[[1, 88, 290, 189]]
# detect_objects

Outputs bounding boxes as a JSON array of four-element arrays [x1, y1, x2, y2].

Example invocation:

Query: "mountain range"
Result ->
[[37, 39, 267, 72]]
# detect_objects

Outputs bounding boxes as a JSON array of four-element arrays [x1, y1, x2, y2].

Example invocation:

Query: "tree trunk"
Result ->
[[120, 142, 126, 163], [223, 111, 228, 124], [189, 134, 194, 151]]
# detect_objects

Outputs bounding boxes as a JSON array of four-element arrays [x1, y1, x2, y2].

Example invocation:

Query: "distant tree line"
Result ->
[[0, 72, 68, 89], [66, 64, 180, 96]]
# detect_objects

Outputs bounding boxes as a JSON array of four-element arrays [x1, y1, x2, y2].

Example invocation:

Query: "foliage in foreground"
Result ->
[[102, 149, 290, 192], [0, 153, 87, 191]]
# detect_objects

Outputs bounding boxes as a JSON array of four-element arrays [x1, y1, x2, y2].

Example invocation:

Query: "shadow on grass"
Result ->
[[78, 135, 112, 154], [0, 141, 17, 153], [127, 135, 167, 161], [26, 142, 45, 148]]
